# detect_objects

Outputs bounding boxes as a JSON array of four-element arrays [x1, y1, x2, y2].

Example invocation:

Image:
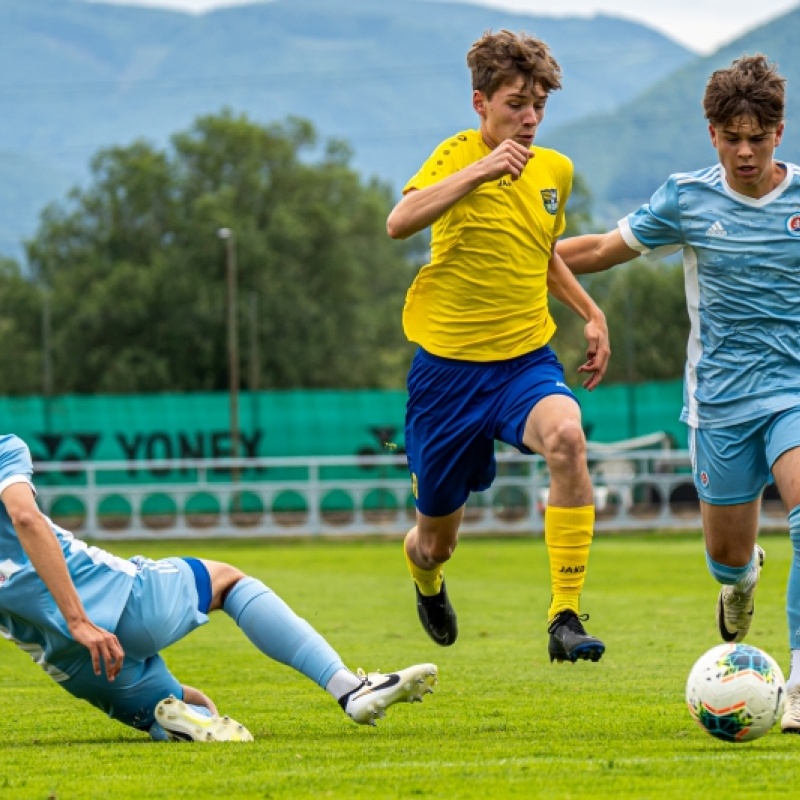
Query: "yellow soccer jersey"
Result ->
[[402, 129, 573, 361]]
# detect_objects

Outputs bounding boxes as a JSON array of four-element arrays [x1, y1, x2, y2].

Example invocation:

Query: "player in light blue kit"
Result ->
[[557, 54, 800, 733], [0, 434, 437, 741]]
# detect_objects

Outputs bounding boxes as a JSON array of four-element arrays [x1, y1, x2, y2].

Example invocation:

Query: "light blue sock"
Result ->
[[788, 505, 800, 650], [705, 550, 755, 585], [223, 577, 346, 688]]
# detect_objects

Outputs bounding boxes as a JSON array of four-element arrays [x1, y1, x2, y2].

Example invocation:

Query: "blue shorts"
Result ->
[[59, 556, 210, 730], [405, 346, 578, 517], [689, 406, 800, 504]]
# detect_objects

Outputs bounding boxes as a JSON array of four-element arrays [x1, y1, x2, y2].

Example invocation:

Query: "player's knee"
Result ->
[[542, 419, 587, 469], [416, 520, 459, 565], [420, 539, 455, 565]]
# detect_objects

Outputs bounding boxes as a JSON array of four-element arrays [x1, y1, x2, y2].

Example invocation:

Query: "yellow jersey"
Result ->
[[402, 129, 573, 361]]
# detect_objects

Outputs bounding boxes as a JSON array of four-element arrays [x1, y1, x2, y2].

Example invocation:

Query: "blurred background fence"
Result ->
[[32, 444, 787, 540], [13, 384, 786, 538]]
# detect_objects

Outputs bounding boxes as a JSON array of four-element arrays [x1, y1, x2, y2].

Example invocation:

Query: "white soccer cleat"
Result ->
[[781, 685, 800, 734], [716, 545, 764, 643], [340, 663, 438, 726], [155, 696, 254, 742]]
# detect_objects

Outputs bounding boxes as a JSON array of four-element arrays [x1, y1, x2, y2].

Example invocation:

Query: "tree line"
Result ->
[[0, 111, 688, 396]]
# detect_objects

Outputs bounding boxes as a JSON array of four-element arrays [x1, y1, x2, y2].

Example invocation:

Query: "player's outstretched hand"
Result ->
[[578, 314, 611, 391], [478, 139, 533, 182], [70, 619, 125, 680]]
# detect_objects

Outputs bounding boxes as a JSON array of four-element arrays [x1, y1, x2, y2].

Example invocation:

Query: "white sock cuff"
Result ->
[[787, 649, 800, 691], [325, 668, 362, 700]]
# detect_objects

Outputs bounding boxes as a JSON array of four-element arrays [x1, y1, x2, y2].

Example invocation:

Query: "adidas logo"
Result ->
[[706, 220, 727, 237]]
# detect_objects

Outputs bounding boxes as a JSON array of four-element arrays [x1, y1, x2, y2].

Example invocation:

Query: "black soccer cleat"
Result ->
[[415, 579, 458, 646], [547, 610, 605, 663]]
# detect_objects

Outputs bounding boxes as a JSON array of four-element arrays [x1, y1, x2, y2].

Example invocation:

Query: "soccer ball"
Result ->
[[686, 643, 785, 742]]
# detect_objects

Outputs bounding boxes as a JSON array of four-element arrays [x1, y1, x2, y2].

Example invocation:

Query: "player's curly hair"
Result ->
[[703, 54, 785, 129], [467, 30, 562, 99]]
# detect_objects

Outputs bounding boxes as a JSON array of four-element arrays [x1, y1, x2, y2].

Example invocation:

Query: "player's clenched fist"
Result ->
[[478, 138, 533, 182]]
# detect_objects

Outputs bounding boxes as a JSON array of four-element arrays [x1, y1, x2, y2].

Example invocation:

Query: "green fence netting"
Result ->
[[1, 380, 685, 467]]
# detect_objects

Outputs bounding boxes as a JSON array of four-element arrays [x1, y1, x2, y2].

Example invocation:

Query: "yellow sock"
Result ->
[[544, 505, 595, 621], [404, 534, 443, 596]]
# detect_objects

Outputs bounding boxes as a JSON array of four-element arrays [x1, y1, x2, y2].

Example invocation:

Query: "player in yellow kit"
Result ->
[[387, 29, 610, 663]]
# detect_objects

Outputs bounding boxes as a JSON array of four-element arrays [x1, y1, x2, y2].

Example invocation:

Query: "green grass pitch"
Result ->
[[0, 532, 796, 799]]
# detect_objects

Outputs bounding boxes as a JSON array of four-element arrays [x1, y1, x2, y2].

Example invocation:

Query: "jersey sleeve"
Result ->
[[618, 175, 684, 260], [0, 435, 34, 496], [403, 138, 461, 194]]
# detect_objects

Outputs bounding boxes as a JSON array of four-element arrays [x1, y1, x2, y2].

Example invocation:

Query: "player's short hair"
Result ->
[[467, 30, 562, 99], [703, 54, 785, 129]]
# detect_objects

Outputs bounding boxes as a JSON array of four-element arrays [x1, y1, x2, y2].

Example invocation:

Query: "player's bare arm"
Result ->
[[556, 229, 639, 275], [387, 139, 533, 240], [546, 248, 610, 390], [0, 482, 124, 679]]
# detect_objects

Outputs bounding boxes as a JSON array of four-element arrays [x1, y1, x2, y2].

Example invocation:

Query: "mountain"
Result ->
[[0, 0, 692, 259], [543, 5, 800, 223]]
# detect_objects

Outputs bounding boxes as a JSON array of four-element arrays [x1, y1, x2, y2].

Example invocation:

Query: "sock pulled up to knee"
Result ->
[[787, 505, 800, 654], [544, 505, 594, 621], [223, 576, 345, 688]]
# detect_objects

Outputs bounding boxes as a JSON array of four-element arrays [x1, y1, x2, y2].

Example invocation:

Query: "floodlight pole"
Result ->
[[42, 285, 53, 432], [217, 228, 240, 474]]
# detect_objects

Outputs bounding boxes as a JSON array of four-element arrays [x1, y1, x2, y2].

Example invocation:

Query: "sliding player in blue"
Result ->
[[0, 433, 437, 741], [558, 54, 800, 733]]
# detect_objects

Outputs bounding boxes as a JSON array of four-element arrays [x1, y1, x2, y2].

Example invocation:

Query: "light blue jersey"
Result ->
[[0, 434, 136, 678], [620, 161, 800, 428]]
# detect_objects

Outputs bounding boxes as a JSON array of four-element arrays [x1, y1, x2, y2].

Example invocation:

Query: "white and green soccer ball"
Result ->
[[686, 643, 785, 743]]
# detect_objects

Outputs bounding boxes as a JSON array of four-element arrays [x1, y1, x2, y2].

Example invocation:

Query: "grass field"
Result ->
[[0, 531, 797, 799]]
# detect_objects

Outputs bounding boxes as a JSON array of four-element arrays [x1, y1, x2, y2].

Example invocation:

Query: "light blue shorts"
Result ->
[[59, 556, 210, 730], [689, 406, 800, 505], [115, 556, 210, 661]]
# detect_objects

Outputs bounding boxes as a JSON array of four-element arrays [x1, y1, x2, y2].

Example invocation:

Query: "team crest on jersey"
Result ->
[[785, 213, 800, 237], [540, 188, 558, 215]]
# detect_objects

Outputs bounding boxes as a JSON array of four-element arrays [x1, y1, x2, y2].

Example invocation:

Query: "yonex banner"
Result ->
[[0, 381, 685, 464]]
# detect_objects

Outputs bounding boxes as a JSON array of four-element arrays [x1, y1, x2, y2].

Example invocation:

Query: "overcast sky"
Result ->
[[87, 0, 800, 53]]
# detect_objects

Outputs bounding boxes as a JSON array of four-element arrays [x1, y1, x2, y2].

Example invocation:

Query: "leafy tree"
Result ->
[[550, 258, 689, 386], [548, 175, 689, 387], [0, 257, 44, 395], [26, 111, 423, 394]]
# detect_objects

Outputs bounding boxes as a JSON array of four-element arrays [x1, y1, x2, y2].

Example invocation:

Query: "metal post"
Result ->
[[217, 228, 240, 462], [42, 286, 54, 432], [624, 283, 637, 438], [249, 290, 259, 392]]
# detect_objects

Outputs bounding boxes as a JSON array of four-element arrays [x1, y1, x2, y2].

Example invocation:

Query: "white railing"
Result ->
[[31, 449, 788, 540]]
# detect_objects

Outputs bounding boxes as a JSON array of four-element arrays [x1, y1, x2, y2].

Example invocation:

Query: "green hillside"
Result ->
[[0, 0, 691, 257], [545, 5, 800, 222]]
